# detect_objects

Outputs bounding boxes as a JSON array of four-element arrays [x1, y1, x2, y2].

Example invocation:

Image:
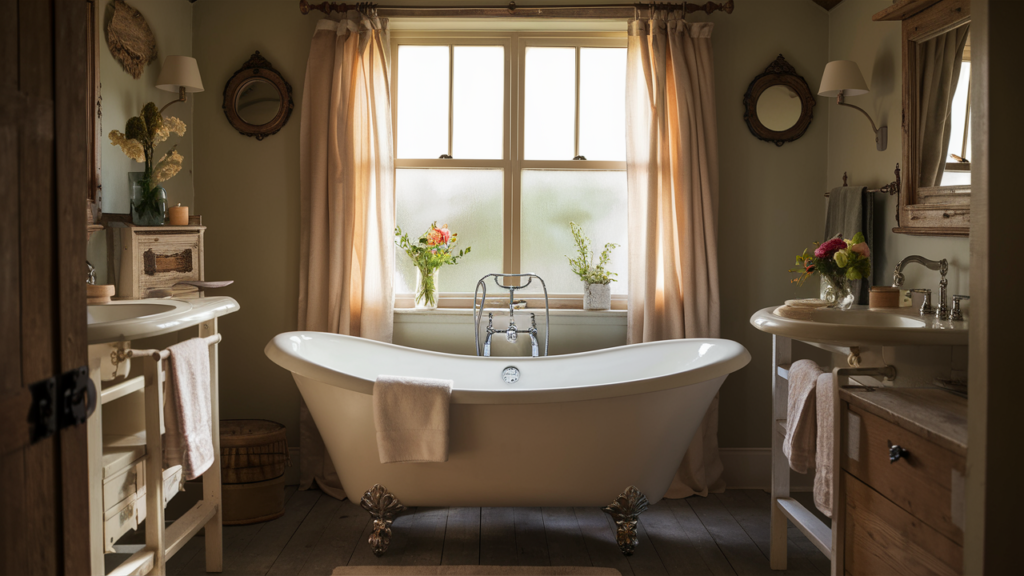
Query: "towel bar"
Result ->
[[125, 333, 222, 361], [824, 163, 900, 197]]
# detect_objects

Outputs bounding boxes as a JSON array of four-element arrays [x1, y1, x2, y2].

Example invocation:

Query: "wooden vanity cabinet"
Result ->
[[837, 388, 967, 575]]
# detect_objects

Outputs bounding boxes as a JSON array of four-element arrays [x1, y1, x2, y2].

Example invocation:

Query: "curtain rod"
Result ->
[[298, 0, 734, 19]]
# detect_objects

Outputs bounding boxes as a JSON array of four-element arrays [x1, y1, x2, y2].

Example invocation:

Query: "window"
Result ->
[[941, 34, 971, 187], [392, 33, 628, 307]]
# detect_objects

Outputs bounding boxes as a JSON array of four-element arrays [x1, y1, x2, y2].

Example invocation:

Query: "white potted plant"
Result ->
[[567, 221, 619, 310]]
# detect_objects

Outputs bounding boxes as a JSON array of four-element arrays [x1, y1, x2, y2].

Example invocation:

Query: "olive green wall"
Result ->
[[688, 0, 830, 449], [192, 1, 317, 447], [827, 0, 970, 296], [188, 0, 832, 450], [87, 0, 195, 284]]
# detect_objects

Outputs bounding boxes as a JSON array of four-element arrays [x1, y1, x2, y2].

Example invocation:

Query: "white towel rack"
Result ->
[[104, 329, 224, 576]]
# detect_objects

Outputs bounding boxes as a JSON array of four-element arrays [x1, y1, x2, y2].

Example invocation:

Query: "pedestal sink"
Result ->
[[750, 305, 967, 347]]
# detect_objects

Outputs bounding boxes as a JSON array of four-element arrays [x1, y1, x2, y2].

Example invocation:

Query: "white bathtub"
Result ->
[[266, 332, 750, 508]]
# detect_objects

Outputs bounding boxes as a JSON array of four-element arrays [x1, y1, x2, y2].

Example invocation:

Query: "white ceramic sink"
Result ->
[[87, 302, 188, 325], [807, 308, 927, 328], [750, 305, 967, 347], [87, 298, 198, 344]]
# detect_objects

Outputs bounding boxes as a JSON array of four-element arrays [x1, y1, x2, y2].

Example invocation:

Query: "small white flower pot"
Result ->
[[583, 282, 611, 310]]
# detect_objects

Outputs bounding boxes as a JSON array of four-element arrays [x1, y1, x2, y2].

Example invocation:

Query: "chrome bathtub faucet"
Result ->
[[893, 255, 950, 320], [473, 273, 550, 358]]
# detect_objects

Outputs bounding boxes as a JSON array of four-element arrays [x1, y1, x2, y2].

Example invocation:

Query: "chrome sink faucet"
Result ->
[[892, 255, 949, 320]]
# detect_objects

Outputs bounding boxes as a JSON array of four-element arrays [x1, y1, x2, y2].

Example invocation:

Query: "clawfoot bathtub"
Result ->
[[266, 332, 750, 555]]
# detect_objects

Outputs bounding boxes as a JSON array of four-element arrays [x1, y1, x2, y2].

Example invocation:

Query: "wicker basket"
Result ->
[[220, 419, 289, 525]]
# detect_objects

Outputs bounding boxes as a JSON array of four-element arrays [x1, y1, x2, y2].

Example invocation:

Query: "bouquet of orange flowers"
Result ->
[[395, 222, 471, 307]]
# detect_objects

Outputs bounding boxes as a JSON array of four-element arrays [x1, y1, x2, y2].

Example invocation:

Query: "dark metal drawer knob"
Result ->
[[888, 441, 909, 463]]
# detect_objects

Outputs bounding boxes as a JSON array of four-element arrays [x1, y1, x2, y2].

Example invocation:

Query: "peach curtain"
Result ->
[[297, 14, 395, 500], [625, 14, 724, 498]]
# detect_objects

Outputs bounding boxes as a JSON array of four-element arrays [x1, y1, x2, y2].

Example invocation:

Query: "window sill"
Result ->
[[393, 307, 626, 325]]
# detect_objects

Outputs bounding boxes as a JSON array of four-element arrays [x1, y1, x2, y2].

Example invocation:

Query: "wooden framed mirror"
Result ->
[[222, 51, 294, 141], [875, 0, 970, 236], [742, 55, 817, 147]]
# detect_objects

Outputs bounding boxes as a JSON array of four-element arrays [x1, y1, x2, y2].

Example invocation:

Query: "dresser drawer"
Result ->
[[844, 472, 962, 575], [841, 404, 965, 545]]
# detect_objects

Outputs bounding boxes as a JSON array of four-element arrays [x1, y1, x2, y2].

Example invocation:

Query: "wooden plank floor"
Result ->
[[118, 488, 830, 575]]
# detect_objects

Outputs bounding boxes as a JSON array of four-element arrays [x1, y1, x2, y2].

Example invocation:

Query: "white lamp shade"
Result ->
[[818, 60, 868, 97], [156, 56, 204, 93]]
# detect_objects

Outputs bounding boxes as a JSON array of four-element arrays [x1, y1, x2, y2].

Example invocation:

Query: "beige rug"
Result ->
[[333, 567, 621, 576]]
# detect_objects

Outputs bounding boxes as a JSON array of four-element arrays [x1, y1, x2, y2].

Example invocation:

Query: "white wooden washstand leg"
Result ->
[[770, 334, 792, 570], [200, 318, 224, 573], [144, 351, 168, 575], [87, 344, 108, 576]]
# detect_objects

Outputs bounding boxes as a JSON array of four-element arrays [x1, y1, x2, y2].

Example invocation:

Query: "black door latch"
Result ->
[[29, 366, 96, 444]]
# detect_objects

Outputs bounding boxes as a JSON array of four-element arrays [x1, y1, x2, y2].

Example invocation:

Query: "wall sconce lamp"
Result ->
[[819, 60, 887, 151], [156, 56, 204, 114]]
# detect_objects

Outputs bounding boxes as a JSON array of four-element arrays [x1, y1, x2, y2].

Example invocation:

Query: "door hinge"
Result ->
[[29, 366, 96, 444]]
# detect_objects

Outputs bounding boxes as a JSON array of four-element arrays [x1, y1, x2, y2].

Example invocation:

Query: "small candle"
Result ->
[[168, 203, 189, 226]]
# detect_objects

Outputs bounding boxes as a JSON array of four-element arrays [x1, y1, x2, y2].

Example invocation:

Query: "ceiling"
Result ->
[[811, 0, 845, 10]]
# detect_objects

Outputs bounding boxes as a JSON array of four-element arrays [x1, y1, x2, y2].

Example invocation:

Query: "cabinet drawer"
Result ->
[[102, 457, 144, 510], [137, 234, 201, 289], [103, 492, 140, 552], [841, 404, 965, 544], [102, 465, 183, 552], [844, 472, 962, 575]]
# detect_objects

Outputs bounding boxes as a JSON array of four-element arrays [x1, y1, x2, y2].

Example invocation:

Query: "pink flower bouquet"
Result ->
[[790, 232, 871, 286]]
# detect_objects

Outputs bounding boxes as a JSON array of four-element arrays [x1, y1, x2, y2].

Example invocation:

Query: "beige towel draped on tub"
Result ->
[[165, 338, 215, 480], [373, 375, 453, 464]]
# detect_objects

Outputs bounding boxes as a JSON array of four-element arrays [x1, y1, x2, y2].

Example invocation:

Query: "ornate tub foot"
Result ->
[[601, 485, 650, 556], [359, 484, 407, 557]]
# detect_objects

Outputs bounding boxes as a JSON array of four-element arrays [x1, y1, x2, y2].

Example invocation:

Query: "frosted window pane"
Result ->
[[520, 170, 628, 294], [579, 48, 627, 161], [396, 169, 503, 295], [397, 46, 450, 159], [945, 61, 971, 161], [524, 47, 576, 160], [453, 46, 504, 160]]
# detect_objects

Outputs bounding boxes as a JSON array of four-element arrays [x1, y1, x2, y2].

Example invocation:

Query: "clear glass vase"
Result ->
[[129, 172, 167, 226], [415, 267, 440, 310], [821, 273, 855, 310]]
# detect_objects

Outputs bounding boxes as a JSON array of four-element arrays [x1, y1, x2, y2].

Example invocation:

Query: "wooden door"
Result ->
[[1, 1, 92, 574]]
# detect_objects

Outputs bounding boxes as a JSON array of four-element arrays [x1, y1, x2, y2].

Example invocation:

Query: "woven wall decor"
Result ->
[[106, 0, 158, 79]]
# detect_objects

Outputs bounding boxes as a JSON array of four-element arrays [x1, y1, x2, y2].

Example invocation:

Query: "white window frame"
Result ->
[[391, 31, 628, 309]]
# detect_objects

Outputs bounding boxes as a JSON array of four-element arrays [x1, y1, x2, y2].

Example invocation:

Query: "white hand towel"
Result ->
[[164, 338, 215, 480], [373, 374, 453, 464], [783, 360, 823, 474], [814, 372, 834, 518]]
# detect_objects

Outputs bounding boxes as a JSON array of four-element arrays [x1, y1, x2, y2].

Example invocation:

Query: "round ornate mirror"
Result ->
[[743, 55, 816, 147], [223, 51, 293, 140]]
